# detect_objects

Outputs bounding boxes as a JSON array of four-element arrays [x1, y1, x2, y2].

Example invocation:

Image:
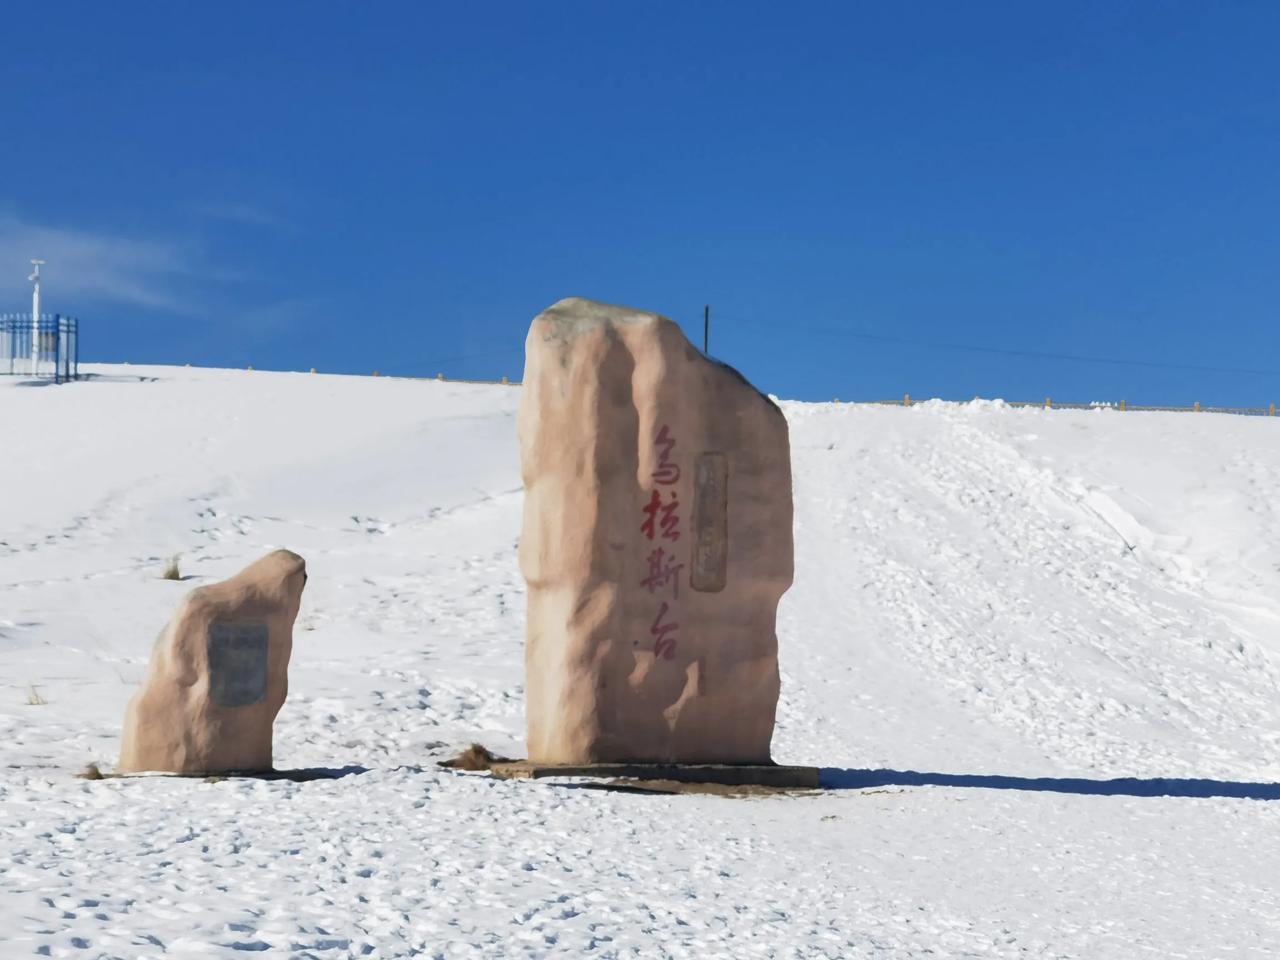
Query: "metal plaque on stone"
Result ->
[[207, 622, 268, 707]]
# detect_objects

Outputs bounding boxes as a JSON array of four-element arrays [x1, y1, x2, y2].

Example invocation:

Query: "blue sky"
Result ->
[[1, 2, 1277, 404]]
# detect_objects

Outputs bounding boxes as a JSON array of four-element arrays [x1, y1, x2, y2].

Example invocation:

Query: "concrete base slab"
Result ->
[[489, 761, 820, 790]]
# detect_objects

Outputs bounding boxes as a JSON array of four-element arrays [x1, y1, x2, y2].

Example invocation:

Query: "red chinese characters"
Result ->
[[639, 425, 683, 660], [641, 546, 683, 599], [651, 425, 680, 485], [650, 601, 678, 661], [640, 490, 680, 541]]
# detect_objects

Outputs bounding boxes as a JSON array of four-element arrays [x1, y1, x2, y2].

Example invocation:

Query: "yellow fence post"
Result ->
[[501, 376, 509, 385], [904, 393, 912, 407], [1271, 403, 1276, 416], [1120, 399, 1126, 412], [1045, 397, 1052, 409], [1194, 401, 1200, 412]]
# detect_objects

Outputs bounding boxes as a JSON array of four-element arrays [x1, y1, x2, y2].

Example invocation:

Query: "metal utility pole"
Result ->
[[703, 304, 709, 354], [28, 259, 45, 376]]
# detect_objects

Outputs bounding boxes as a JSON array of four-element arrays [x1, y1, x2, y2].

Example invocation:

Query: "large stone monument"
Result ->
[[118, 549, 307, 774], [518, 298, 793, 764]]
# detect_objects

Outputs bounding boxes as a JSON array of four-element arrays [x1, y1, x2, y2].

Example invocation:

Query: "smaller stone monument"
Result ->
[[118, 549, 307, 775]]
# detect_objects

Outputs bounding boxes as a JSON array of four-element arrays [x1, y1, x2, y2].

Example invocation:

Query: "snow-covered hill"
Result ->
[[2, 365, 1279, 958]]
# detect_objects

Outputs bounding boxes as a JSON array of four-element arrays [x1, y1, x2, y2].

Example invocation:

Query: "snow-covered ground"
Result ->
[[2, 364, 1279, 959]]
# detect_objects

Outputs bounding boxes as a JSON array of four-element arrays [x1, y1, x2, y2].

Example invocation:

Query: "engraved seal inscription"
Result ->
[[691, 452, 728, 592]]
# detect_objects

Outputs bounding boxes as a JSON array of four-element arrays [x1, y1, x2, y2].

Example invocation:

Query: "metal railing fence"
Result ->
[[0, 314, 80, 383]]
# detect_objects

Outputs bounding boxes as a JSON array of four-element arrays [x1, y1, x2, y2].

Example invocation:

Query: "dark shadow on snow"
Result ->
[[205, 765, 370, 783], [77, 373, 165, 384], [6, 373, 162, 387], [821, 768, 1280, 801], [80, 765, 370, 783]]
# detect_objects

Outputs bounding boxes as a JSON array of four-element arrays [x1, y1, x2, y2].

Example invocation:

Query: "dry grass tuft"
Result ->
[[77, 763, 105, 780], [26, 685, 47, 706], [439, 743, 511, 771], [161, 554, 182, 580]]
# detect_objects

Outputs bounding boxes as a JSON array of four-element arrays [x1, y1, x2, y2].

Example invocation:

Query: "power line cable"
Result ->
[[714, 313, 1280, 378], [379, 347, 525, 377]]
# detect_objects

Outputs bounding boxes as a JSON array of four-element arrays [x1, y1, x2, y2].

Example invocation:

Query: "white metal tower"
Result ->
[[28, 259, 44, 375]]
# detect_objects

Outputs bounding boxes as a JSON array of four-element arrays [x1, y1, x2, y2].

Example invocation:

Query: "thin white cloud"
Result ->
[[193, 201, 286, 229], [232, 297, 317, 336], [0, 214, 198, 312]]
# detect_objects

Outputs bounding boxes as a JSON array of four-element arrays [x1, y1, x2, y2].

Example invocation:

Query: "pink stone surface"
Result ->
[[118, 550, 307, 774], [518, 298, 793, 763]]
